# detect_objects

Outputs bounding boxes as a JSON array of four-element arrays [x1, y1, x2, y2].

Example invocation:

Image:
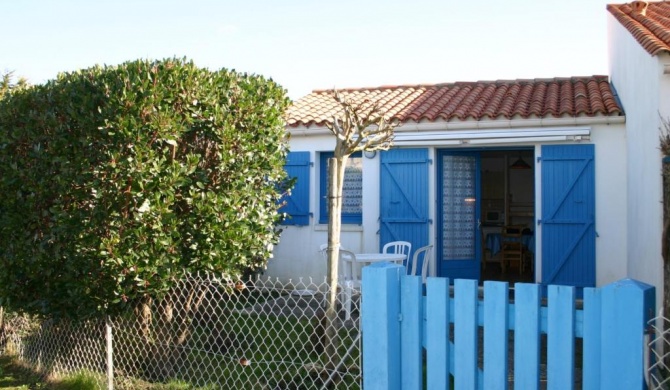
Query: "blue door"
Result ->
[[541, 144, 595, 289], [436, 151, 481, 280], [379, 149, 430, 264]]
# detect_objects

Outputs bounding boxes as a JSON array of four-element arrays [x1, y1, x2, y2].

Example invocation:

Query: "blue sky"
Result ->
[[2, 0, 613, 100]]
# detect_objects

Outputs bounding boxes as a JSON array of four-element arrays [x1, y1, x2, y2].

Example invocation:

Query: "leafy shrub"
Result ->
[[661, 116, 670, 156], [0, 58, 290, 319]]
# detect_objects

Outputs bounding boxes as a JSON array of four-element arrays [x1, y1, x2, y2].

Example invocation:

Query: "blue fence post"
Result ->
[[547, 284, 575, 389], [582, 287, 602, 389], [455, 279, 479, 389], [599, 278, 655, 390], [362, 262, 404, 390], [514, 283, 541, 389], [483, 281, 509, 390], [400, 274, 423, 389], [426, 276, 451, 390]]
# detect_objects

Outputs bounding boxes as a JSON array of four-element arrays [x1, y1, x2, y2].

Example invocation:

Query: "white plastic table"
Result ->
[[355, 253, 406, 266]]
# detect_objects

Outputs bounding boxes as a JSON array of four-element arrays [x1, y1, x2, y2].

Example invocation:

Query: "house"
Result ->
[[266, 1, 669, 307], [270, 78, 627, 290]]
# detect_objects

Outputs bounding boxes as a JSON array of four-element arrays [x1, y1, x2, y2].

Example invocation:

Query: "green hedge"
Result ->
[[0, 58, 290, 318]]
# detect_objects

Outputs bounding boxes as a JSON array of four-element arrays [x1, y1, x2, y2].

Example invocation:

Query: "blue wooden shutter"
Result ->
[[541, 144, 595, 288], [281, 151, 311, 225], [379, 149, 430, 259]]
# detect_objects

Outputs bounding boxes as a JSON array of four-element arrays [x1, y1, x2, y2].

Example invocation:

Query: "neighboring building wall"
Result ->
[[608, 14, 667, 307]]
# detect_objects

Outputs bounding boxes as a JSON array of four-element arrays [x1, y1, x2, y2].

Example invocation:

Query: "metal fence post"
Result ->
[[599, 278, 655, 390], [106, 316, 113, 390], [361, 262, 403, 390]]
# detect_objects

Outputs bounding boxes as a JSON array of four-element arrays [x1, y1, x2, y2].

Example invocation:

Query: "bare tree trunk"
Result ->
[[0, 306, 6, 349], [133, 296, 156, 379], [319, 90, 396, 378], [324, 157, 347, 369], [151, 296, 175, 381], [135, 295, 153, 342], [140, 283, 207, 381]]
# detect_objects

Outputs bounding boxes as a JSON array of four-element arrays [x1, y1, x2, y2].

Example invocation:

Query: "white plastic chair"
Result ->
[[318, 243, 347, 263], [318, 245, 359, 320], [382, 241, 412, 265], [319, 243, 329, 261], [338, 249, 360, 321], [408, 245, 435, 283]]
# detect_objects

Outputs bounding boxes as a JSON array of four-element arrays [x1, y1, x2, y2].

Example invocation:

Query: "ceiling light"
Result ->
[[510, 156, 531, 169]]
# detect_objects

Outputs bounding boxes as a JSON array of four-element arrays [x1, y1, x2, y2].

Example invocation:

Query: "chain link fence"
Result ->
[[0, 274, 362, 389], [647, 315, 670, 390], [8, 276, 668, 389]]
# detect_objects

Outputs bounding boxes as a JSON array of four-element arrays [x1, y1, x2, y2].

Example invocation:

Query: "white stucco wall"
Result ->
[[265, 123, 628, 289], [608, 14, 670, 306], [264, 133, 369, 282], [590, 124, 628, 286]]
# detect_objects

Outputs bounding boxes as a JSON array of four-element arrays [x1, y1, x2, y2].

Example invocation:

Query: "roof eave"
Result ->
[[286, 115, 626, 136]]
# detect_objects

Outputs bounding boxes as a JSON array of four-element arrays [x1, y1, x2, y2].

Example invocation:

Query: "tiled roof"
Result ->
[[286, 76, 623, 128], [608, 1, 670, 55]]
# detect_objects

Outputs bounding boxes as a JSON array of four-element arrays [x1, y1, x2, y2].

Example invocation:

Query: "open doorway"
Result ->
[[480, 149, 535, 284], [436, 148, 535, 283]]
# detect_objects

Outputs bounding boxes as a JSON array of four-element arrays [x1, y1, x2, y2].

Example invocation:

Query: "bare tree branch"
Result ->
[[325, 90, 397, 156]]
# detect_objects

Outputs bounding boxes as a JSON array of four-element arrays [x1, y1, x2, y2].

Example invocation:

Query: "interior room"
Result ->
[[479, 149, 535, 283]]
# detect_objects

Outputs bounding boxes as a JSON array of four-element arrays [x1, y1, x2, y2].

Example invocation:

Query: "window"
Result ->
[[319, 152, 362, 224]]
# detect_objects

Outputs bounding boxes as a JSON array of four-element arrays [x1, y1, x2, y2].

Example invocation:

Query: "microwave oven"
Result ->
[[484, 210, 504, 224]]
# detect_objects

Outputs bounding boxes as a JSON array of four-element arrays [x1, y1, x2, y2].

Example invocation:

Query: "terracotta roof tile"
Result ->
[[608, 1, 670, 55], [286, 76, 623, 128]]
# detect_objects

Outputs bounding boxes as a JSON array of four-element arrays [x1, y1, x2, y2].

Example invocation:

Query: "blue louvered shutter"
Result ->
[[281, 151, 311, 226], [379, 148, 430, 261], [541, 144, 595, 289]]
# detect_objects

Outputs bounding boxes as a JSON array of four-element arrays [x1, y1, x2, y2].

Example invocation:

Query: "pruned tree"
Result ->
[[322, 90, 397, 369]]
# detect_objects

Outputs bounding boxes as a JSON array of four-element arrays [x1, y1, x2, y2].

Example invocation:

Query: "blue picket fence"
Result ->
[[361, 262, 655, 390]]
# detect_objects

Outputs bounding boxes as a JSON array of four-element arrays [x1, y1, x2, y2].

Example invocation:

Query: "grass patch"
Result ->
[[0, 355, 216, 389], [50, 371, 105, 390], [0, 355, 105, 389], [108, 285, 361, 388], [0, 354, 46, 389], [3, 285, 361, 389]]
